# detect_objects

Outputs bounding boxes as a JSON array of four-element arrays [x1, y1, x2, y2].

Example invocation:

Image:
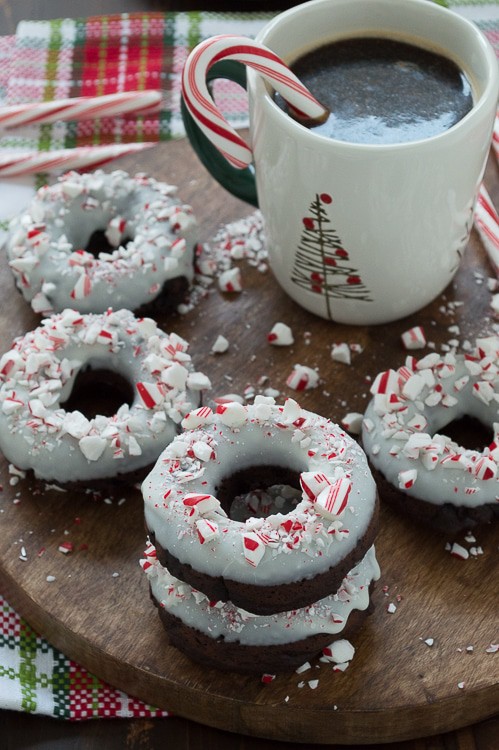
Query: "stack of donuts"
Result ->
[[141, 396, 380, 673]]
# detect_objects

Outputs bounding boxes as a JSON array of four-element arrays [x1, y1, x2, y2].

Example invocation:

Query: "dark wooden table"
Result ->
[[0, 1, 497, 749]]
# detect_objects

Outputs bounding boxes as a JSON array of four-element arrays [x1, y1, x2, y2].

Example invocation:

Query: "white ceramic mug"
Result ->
[[181, 0, 499, 325]]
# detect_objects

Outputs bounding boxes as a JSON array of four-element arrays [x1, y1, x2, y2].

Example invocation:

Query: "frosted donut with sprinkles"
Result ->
[[0, 309, 210, 483], [5, 170, 198, 315], [142, 397, 379, 616], [362, 337, 499, 533]]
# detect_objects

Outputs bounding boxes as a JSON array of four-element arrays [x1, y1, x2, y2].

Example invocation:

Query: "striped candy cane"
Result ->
[[492, 109, 499, 162], [0, 142, 155, 177], [0, 90, 162, 130], [474, 183, 499, 273], [181, 35, 328, 169]]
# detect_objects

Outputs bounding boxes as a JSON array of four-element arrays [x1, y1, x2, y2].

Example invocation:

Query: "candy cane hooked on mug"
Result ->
[[181, 34, 328, 170]]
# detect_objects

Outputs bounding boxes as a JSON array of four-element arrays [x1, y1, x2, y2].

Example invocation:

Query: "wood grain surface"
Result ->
[[0, 137, 497, 745]]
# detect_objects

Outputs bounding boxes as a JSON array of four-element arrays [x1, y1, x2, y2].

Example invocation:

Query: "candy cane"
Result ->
[[474, 183, 499, 274], [0, 90, 162, 130], [0, 141, 155, 177], [181, 35, 328, 169], [492, 110, 499, 162]]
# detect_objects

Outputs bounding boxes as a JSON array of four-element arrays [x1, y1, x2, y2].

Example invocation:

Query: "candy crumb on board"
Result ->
[[331, 342, 351, 364], [286, 364, 319, 391], [267, 322, 294, 346], [401, 326, 427, 349], [211, 335, 229, 354]]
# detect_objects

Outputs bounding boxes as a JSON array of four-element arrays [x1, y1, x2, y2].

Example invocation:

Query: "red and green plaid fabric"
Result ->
[[0, 12, 272, 156], [0, 595, 167, 719]]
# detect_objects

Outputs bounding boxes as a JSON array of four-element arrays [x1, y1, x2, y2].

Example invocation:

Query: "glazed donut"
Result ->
[[362, 337, 499, 533], [142, 396, 379, 616], [0, 308, 210, 483], [141, 542, 380, 674], [6, 170, 198, 315]]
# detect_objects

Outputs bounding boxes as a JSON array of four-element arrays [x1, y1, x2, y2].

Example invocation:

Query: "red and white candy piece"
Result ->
[[0, 90, 162, 130], [286, 364, 319, 391], [370, 369, 400, 395], [218, 267, 242, 293], [322, 639, 355, 664], [183, 493, 221, 518], [0, 142, 154, 177], [195, 517, 219, 544], [471, 456, 497, 481], [315, 477, 351, 520], [242, 531, 266, 567], [181, 34, 327, 168], [181, 405, 214, 429], [398, 469, 417, 489], [300, 471, 332, 501], [267, 322, 294, 346], [215, 401, 247, 427], [136, 382, 164, 409], [401, 326, 427, 350], [69, 273, 92, 300]]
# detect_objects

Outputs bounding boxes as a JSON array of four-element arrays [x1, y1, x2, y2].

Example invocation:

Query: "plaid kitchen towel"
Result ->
[[0, 1, 498, 721], [0, 12, 272, 155], [0, 593, 167, 719]]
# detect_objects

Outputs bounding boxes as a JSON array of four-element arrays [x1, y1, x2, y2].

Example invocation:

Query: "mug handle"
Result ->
[[180, 59, 258, 207]]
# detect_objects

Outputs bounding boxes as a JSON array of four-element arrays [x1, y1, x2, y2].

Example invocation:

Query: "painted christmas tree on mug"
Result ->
[[291, 193, 372, 320]]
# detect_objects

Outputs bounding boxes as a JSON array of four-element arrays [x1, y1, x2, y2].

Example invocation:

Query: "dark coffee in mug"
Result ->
[[275, 37, 474, 144]]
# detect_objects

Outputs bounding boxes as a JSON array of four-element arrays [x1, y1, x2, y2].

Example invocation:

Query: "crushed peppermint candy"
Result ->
[[218, 267, 242, 293], [449, 542, 470, 560], [286, 364, 319, 391], [296, 661, 312, 674], [322, 639, 355, 664], [211, 335, 229, 354], [179, 211, 268, 314], [267, 322, 294, 346], [331, 343, 351, 365], [401, 326, 427, 350]]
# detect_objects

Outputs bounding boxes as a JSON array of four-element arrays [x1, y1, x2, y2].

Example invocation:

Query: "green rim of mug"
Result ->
[[180, 60, 259, 208]]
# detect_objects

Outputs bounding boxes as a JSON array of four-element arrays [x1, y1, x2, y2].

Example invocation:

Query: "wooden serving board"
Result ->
[[0, 139, 497, 745]]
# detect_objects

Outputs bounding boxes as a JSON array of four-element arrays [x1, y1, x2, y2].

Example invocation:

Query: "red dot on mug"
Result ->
[[320, 193, 333, 204]]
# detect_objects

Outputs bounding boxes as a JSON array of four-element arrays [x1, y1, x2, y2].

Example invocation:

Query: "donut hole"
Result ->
[[436, 415, 493, 452], [215, 465, 302, 522], [85, 229, 133, 258], [61, 366, 135, 419]]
